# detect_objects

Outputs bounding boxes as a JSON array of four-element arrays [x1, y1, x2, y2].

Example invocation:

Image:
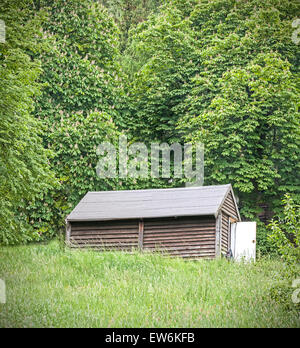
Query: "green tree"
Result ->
[[268, 194, 300, 264], [36, 0, 123, 123], [124, 6, 197, 143], [47, 111, 120, 207], [27, 0, 124, 238], [122, 0, 299, 211], [0, 0, 55, 244], [101, 0, 163, 50], [180, 53, 299, 218], [177, 0, 300, 219]]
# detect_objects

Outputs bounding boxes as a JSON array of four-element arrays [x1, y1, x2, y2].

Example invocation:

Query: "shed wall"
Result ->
[[221, 213, 230, 254], [68, 216, 216, 259], [143, 216, 216, 259], [221, 191, 239, 220], [69, 220, 139, 251], [220, 191, 240, 255]]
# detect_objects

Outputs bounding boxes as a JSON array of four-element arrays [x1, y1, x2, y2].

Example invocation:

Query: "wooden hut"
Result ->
[[66, 184, 241, 259]]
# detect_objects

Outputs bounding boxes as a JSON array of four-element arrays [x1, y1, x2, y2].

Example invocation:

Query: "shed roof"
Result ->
[[67, 184, 239, 222]]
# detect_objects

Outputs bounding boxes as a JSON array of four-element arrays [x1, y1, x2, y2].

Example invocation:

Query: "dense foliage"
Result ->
[[101, 0, 163, 50], [0, 0, 55, 244], [268, 194, 300, 264], [124, 6, 197, 143], [26, 0, 124, 239], [177, 0, 300, 220], [0, 0, 299, 249], [180, 53, 299, 218]]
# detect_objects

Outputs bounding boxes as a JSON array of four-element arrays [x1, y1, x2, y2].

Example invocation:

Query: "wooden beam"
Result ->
[[138, 219, 144, 251]]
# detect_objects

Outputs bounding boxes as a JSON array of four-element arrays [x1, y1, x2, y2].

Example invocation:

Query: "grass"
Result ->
[[0, 241, 299, 328]]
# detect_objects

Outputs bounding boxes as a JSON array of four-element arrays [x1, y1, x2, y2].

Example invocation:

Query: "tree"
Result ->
[[268, 194, 300, 264], [0, 0, 55, 244], [26, 0, 125, 238], [36, 0, 123, 123], [180, 53, 299, 217], [101, 0, 163, 50], [122, 0, 299, 215], [124, 6, 198, 143], [177, 0, 300, 219]]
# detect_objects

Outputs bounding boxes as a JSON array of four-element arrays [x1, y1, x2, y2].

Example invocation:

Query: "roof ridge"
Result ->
[[87, 184, 231, 195]]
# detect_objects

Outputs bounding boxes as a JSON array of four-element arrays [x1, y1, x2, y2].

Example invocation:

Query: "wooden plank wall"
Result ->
[[69, 220, 139, 251], [143, 216, 216, 259], [221, 191, 239, 255], [222, 191, 239, 220], [69, 216, 216, 259], [221, 213, 229, 255]]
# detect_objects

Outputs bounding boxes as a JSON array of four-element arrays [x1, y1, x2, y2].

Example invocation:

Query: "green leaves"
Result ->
[[24, 0, 125, 239], [49, 111, 120, 206], [1, 0, 299, 245], [177, 0, 300, 219], [268, 194, 300, 264], [0, 0, 56, 244], [124, 7, 197, 143]]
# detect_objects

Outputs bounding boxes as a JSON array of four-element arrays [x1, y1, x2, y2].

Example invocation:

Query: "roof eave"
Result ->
[[66, 212, 217, 223]]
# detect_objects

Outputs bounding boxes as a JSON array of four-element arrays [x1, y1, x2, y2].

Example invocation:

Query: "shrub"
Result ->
[[267, 194, 300, 264]]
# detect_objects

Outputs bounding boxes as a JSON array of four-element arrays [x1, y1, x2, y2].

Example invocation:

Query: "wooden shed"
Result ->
[[66, 184, 241, 259]]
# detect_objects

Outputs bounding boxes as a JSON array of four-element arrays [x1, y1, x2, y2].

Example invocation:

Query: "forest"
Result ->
[[0, 0, 300, 329], [0, 0, 299, 256]]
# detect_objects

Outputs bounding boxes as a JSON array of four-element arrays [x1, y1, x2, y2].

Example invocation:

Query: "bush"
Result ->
[[267, 194, 300, 264], [256, 221, 276, 257]]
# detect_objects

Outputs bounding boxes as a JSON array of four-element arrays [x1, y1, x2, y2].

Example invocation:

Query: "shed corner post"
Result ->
[[215, 213, 222, 258], [138, 219, 144, 252]]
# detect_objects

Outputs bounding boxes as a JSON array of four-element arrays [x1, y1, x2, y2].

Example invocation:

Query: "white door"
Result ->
[[232, 222, 256, 262]]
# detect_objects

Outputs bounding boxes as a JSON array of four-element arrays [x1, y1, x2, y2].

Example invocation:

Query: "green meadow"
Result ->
[[0, 241, 299, 328]]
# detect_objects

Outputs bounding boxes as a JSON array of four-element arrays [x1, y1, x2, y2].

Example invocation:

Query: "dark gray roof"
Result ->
[[67, 184, 238, 222]]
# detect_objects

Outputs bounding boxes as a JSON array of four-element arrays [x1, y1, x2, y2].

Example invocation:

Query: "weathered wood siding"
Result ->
[[220, 191, 239, 254], [66, 185, 242, 260], [222, 191, 239, 219], [221, 213, 229, 254], [68, 216, 216, 259], [143, 216, 216, 259], [69, 220, 139, 251], [67, 190, 240, 259]]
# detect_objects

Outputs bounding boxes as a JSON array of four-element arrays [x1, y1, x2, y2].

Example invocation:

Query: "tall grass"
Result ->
[[0, 241, 299, 328]]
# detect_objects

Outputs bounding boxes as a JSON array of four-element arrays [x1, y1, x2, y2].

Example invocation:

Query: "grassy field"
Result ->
[[0, 241, 299, 328]]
